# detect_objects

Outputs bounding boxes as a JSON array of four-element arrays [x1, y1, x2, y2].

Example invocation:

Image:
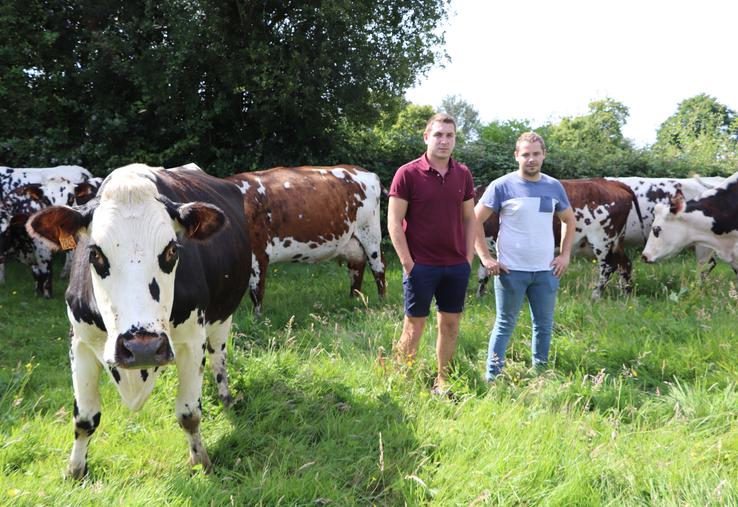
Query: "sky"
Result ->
[[405, 0, 738, 146]]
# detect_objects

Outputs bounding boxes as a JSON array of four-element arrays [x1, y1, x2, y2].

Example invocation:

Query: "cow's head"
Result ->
[[641, 189, 692, 263], [26, 165, 226, 369]]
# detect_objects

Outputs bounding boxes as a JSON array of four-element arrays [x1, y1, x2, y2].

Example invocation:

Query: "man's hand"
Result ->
[[401, 259, 415, 275], [550, 253, 570, 277], [481, 257, 509, 276]]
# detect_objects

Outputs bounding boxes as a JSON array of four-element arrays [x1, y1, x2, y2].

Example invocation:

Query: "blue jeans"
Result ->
[[487, 270, 559, 380]]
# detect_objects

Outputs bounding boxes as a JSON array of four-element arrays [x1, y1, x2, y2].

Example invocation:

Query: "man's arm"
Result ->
[[462, 198, 477, 265], [387, 196, 414, 274], [551, 207, 576, 277], [473, 201, 508, 275]]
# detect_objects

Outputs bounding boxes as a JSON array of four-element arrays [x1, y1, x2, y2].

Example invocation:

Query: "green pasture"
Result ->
[[1, 251, 737, 506]]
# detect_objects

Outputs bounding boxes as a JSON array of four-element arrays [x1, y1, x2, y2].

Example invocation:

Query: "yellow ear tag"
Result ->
[[59, 231, 77, 251]]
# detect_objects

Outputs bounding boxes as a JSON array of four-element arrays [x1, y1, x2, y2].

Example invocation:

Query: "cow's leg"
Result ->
[[174, 333, 212, 473], [206, 316, 235, 407], [31, 258, 53, 298], [60, 251, 73, 279], [348, 257, 367, 297], [592, 255, 616, 300], [695, 245, 717, 280], [249, 253, 268, 315], [477, 263, 490, 297], [353, 229, 386, 298], [67, 337, 102, 480], [613, 251, 633, 294]]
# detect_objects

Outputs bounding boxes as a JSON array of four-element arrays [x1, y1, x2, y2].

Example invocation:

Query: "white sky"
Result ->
[[405, 0, 738, 146]]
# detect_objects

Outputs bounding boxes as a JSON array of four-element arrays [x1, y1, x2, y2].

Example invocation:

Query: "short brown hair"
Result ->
[[515, 131, 546, 152], [425, 113, 457, 134]]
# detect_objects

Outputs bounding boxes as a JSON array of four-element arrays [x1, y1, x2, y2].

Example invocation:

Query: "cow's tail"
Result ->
[[630, 188, 646, 242]]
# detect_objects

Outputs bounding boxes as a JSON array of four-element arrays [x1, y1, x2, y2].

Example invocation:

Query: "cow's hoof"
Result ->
[[190, 455, 213, 474], [65, 464, 87, 481]]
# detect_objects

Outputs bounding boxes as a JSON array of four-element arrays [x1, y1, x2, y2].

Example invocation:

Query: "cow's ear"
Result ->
[[15, 183, 45, 202], [172, 202, 226, 241], [25, 205, 93, 251], [74, 182, 95, 201], [669, 189, 685, 214]]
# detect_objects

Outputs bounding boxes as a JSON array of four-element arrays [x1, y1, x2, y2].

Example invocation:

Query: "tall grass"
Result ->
[[1, 252, 736, 505]]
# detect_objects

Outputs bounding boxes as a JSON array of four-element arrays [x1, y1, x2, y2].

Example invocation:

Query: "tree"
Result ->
[[0, 0, 452, 175], [654, 94, 738, 168], [439, 95, 481, 142]]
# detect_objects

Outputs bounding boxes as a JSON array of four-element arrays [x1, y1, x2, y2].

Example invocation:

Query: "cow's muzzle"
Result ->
[[641, 254, 653, 263], [114, 328, 174, 368]]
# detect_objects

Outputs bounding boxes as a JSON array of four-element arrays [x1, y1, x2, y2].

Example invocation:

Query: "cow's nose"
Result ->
[[641, 254, 651, 263], [115, 329, 174, 368]]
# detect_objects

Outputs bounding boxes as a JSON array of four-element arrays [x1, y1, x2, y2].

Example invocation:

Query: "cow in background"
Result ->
[[607, 175, 725, 276], [26, 163, 251, 478], [476, 178, 642, 299], [642, 172, 738, 276], [0, 170, 94, 296], [227, 165, 385, 314]]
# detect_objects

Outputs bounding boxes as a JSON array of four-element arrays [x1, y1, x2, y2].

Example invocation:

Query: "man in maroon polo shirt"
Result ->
[[388, 113, 477, 395]]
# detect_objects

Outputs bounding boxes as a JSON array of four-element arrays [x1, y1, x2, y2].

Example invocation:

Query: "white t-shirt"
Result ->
[[479, 173, 570, 271]]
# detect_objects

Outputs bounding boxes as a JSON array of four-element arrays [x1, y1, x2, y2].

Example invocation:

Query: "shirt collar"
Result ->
[[421, 154, 454, 173]]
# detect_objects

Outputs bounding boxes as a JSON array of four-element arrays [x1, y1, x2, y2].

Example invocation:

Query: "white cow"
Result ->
[[607, 176, 725, 275], [641, 172, 738, 276]]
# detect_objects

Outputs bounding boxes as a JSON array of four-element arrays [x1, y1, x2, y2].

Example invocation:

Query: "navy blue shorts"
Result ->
[[403, 262, 471, 317]]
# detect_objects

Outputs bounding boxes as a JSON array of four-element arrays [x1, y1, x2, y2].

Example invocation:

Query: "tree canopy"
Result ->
[[0, 0, 451, 175]]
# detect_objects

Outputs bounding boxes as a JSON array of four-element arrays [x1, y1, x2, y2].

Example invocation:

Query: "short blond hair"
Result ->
[[425, 113, 457, 134], [515, 132, 546, 152]]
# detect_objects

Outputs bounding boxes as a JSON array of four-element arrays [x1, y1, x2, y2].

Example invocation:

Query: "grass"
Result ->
[[1, 250, 737, 506]]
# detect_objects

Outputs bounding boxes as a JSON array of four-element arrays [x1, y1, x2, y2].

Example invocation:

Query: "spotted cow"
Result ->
[[476, 178, 642, 299], [642, 172, 738, 276], [227, 165, 385, 314], [607, 176, 725, 275], [26, 163, 251, 478], [1, 167, 94, 296]]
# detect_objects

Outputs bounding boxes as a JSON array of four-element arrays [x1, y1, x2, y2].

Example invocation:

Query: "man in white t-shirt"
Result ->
[[474, 132, 576, 380]]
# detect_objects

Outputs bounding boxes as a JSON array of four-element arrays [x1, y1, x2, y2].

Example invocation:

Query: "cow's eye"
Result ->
[[158, 240, 179, 274], [652, 226, 661, 238], [88, 245, 110, 278]]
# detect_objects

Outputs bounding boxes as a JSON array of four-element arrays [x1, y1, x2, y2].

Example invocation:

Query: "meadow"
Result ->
[[1, 251, 737, 506]]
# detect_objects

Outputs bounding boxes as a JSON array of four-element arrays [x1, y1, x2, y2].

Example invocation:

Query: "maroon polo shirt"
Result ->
[[389, 154, 475, 265]]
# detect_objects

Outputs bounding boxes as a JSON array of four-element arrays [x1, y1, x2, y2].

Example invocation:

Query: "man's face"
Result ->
[[515, 141, 546, 180], [424, 121, 456, 160]]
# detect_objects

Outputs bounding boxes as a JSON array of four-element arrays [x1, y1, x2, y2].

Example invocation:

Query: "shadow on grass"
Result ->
[[190, 369, 419, 505]]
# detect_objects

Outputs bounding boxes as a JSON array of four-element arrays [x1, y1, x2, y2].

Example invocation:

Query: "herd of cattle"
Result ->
[[3, 163, 737, 478]]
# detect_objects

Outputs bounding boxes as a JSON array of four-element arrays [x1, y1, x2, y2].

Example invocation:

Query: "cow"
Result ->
[[26, 163, 251, 479], [641, 172, 738, 276], [476, 178, 642, 299], [227, 165, 386, 314], [607, 176, 725, 275], [0, 166, 93, 293]]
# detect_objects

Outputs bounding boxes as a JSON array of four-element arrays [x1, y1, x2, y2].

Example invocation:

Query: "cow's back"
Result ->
[[229, 165, 380, 262]]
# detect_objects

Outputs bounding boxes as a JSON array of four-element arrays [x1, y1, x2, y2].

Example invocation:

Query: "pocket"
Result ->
[[538, 196, 553, 212]]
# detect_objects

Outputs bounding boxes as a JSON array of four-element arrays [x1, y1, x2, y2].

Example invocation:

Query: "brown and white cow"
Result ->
[[1, 170, 95, 296], [607, 176, 725, 275], [26, 163, 251, 478], [476, 178, 642, 299], [642, 172, 738, 276], [227, 165, 385, 314]]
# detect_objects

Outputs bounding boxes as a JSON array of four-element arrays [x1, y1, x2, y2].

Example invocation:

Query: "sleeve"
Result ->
[[463, 168, 475, 201], [480, 181, 501, 212], [388, 166, 410, 201], [554, 181, 571, 211]]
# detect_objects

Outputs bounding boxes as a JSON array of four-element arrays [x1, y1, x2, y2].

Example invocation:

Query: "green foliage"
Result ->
[[0, 0, 451, 176], [438, 94, 481, 142], [654, 93, 738, 172]]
